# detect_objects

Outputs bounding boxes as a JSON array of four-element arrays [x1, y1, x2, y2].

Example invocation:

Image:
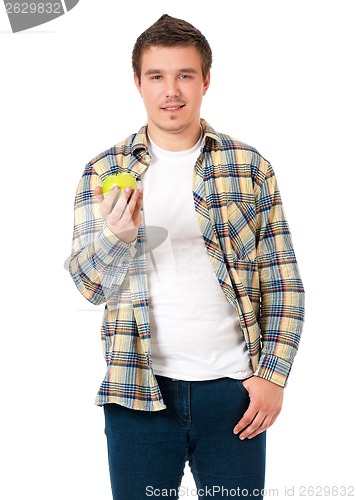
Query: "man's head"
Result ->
[[132, 15, 212, 150], [132, 14, 212, 85]]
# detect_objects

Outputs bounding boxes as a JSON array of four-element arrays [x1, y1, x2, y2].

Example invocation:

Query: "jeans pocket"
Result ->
[[236, 379, 250, 396]]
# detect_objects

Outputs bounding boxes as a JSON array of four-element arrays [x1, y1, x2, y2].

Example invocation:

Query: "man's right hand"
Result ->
[[94, 185, 144, 243]]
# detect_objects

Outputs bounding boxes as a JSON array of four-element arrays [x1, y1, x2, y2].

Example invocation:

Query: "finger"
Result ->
[[118, 188, 142, 224], [243, 414, 273, 440], [233, 405, 258, 435], [238, 411, 266, 440], [131, 189, 144, 224], [104, 188, 136, 235], [102, 186, 125, 217], [110, 187, 135, 221]]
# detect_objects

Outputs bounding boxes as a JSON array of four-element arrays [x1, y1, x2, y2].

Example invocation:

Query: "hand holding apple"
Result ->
[[102, 173, 138, 197], [94, 173, 143, 244]]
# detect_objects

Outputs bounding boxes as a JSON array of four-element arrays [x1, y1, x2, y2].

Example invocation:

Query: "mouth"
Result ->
[[161, 104, 185, 112]]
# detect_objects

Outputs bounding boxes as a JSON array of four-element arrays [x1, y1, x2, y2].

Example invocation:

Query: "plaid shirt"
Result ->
[[69, 119, 305, 411]]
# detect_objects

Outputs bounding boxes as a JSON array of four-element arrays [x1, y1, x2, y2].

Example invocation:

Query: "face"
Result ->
[[134, 45, 210, 146]]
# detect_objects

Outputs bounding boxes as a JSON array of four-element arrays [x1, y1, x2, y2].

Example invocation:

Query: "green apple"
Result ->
[[102, 173, 138, 197]]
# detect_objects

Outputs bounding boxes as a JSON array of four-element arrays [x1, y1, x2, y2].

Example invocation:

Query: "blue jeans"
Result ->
[[104, 375, 266, 499]]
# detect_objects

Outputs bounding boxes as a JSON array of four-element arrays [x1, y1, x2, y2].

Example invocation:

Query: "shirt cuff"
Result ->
[[93, 225, 138, 269], [254, 354, 292, 388]]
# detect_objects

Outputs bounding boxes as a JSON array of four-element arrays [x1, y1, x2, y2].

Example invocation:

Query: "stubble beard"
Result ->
[[150, 114, 196, 135]]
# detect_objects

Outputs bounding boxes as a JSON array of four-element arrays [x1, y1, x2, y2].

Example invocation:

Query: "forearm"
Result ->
[[254, 165, 305, 386], [255, 257, 305, 387], [69, 224, 137, 305]]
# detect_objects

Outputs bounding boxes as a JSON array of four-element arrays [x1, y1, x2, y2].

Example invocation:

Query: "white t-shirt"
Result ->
[[141, 133, 253, 381]]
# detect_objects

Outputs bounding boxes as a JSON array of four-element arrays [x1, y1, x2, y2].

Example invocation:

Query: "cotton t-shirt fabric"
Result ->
[[143, 134, 253, 381]]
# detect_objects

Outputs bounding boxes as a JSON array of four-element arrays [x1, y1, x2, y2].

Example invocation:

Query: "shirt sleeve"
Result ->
[[68, 163, 137, 305], [254, 162, 305, 387]]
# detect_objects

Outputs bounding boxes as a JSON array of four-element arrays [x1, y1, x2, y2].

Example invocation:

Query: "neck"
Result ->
[[147, 119, 202, 151]]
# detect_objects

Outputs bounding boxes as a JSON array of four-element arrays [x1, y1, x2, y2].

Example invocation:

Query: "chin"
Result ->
[[164, 117, 192, 131]]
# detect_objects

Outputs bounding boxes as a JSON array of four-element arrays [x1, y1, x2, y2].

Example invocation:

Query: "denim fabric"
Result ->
[[104, 375, 266, 499]]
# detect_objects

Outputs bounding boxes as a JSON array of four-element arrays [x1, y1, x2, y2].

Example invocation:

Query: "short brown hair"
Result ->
[[132, 14, 212, 83]]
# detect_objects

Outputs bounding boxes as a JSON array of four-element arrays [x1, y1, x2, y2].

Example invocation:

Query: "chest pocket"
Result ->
[[227, 201, 256, 262]]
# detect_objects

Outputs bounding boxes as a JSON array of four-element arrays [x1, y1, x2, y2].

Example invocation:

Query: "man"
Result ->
[[69, 14, 305, 499]]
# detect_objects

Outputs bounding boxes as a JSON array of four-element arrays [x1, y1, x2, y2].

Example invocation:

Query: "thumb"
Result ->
[[94, 185, 104, 203]]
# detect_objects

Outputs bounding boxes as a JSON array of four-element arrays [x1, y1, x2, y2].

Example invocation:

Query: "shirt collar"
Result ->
[[131, 118, 222, 154]]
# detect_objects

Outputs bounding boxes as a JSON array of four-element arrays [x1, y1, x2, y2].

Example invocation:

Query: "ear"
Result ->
[[134, 73, 142, 96], [203, 71, 210, 96]]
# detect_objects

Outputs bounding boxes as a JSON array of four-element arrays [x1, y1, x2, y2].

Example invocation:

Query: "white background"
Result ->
[[1, 1, 355, 498]]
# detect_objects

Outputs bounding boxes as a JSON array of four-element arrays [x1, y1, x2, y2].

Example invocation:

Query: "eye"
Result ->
[[150, 75, 162, 80], [179, 74, 192, 79]]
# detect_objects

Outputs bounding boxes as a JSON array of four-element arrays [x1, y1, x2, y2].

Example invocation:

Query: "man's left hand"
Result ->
[[233, 376, 284, 439]]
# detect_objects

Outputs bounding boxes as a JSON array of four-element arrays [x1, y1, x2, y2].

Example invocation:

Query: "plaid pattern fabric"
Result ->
[[69, 120, 305, 411]]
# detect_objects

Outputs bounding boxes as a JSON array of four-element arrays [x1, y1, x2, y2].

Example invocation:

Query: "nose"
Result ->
[[165, 77, 180, 98]]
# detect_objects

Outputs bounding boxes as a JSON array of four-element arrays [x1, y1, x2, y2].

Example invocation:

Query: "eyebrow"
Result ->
[[143, 67, 198, 76]]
